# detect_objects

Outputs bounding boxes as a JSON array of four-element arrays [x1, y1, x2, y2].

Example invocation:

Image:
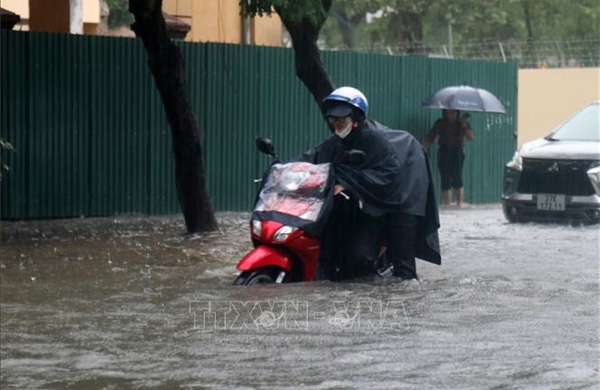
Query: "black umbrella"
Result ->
[[422, 85, 506, 114]]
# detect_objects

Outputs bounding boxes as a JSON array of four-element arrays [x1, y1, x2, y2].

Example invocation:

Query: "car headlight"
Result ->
[[587, 165, 600, 195], [506, 150, 522, 171], [273, 226, 299, 242], [251, 220, 262, 236]]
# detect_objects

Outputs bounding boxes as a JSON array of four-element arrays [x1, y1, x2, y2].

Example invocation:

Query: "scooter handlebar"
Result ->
[[337, 191, 350, 200]]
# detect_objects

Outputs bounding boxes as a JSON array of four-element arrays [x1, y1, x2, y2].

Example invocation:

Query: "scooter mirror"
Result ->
[[343, 149, 366, 164], [256, 137, 277, 157]]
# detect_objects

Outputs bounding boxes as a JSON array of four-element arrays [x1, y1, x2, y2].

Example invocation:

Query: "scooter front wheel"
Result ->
[[233, 266, 286, 286]]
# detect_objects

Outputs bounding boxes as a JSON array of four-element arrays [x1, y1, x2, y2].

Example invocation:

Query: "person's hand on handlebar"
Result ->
[[334, 184, 350, 200]]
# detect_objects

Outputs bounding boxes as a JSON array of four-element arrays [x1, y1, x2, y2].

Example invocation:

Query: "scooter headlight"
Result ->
[[251, 220, 262, 237], [506, 150, 523, 171], [273, 226, 299, 242]]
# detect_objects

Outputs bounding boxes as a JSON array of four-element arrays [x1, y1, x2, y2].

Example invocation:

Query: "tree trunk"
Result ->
[[395, 11, 403, 54], [404, 11, 424, 55], [275, 0, 335, 109], [394, 7, 424, 55], [333, 10, 360, 50], [522, 0, 535, 66], [523, 0, 534, 41], [337, 18, 355, 49], [129, 0, 218, 234]]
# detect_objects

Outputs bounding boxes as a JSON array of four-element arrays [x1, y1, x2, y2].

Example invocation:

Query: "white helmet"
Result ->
[[323, 86, 369, 117]]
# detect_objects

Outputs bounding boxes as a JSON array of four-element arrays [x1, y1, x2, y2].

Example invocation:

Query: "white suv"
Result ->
[[502, 101, 600, 223]]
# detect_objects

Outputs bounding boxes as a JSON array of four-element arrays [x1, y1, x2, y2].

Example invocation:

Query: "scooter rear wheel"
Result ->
[[233, 266, 284, 286]]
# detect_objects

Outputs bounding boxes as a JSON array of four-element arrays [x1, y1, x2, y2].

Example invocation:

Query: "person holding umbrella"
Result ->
[[422, 109, 474, 207], [421, 85, 506, 207]]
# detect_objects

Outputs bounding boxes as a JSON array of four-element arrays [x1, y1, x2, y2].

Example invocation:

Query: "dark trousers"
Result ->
[[438, 146, 465, 190], [386, 212, 420, 280]]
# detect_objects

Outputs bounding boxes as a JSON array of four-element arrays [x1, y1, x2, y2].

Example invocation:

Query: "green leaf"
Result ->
[[242, 0, 328, 25]]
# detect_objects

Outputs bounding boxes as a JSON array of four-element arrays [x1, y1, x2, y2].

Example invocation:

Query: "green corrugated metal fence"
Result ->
[[0, 31, 517, 220]]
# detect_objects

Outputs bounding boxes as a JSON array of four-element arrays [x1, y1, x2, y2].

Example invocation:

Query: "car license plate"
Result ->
[[536, 194, 566, 211]]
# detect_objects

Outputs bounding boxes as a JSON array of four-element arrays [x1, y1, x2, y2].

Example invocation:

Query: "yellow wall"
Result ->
[[253, 13, 283, 46], [1, 0, 29, 17], [518, 68, 600, 147], [163, 0, 239, 43], [83, 0, 100, 23], [163, 0, 282, 45], [4, 0, 282, 44]]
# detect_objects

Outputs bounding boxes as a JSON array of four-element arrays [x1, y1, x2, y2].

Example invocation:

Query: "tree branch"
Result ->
[[275, 0, 335, 108]]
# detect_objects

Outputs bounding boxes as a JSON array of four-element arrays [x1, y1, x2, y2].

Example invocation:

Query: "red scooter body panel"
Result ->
[[237, 245, 293, 272], [283, 234, 320, 281], [238, 220, 321, 281]]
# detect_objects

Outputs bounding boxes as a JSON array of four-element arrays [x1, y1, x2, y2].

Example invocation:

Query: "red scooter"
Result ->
[[233, 138, 391, 286]]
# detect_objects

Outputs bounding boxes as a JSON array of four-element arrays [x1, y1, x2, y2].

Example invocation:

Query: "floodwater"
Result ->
[[1, 205, 598, 389]]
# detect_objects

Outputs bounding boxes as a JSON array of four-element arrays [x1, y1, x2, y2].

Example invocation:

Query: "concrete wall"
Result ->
[[517, 68, 600, 148]]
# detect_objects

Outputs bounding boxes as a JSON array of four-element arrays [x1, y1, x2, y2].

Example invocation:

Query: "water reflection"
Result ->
[[1, 206, 599, 389]]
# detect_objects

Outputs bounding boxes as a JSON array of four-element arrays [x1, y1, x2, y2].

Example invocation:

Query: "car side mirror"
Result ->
[[256, 137, 277, 157]]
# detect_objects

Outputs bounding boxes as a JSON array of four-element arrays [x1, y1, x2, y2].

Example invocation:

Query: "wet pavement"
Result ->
[[1, 204, 599, 389]]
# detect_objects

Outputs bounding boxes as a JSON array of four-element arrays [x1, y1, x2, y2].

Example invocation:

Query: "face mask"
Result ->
[[335, 122, 353, 139]]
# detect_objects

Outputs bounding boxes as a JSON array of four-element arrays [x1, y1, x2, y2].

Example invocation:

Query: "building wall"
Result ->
[[3, 0, 282, 44], [1, 0, 29, 15], [1, 0, 30, 30], [253, 13, 283, 46], [517, 68, 600, 148], [4, 0, 100, 33], [163, 0, 282, 45]]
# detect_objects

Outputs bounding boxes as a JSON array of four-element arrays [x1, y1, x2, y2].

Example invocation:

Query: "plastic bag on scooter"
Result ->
[[253, 162, 335, 238]]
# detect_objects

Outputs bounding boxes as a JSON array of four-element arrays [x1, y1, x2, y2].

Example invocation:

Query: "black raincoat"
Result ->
[[298, 119, 441, 266]]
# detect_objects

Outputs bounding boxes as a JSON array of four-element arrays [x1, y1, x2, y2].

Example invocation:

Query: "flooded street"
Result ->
[[1, 205, 599, 389]]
